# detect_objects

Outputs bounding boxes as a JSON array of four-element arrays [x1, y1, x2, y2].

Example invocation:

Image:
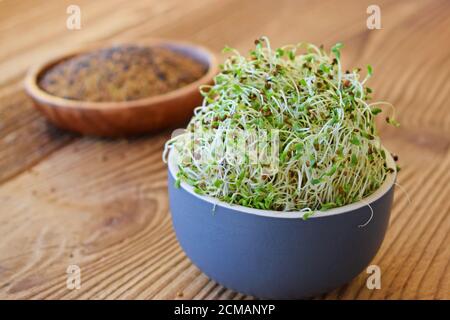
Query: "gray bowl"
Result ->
[[167, 150, 396, 299]]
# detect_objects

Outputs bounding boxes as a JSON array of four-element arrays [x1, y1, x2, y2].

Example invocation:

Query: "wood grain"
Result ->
[[0, 0, 448, 300]]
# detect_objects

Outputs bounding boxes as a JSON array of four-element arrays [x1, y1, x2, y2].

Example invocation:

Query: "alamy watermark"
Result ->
[[66, 264, 81, 290], [366, 264, 381, 290], [171, 127, 280, 176], [66, 5, 81, 30], [367, 5, 381, 30]]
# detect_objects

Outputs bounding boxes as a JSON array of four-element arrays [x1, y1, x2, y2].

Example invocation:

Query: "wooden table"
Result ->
[[0, 0, 448, 300]]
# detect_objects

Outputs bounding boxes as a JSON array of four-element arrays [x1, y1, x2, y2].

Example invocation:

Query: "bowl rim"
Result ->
[[168, 147, 397, 219], [24, 39, 218, 110]]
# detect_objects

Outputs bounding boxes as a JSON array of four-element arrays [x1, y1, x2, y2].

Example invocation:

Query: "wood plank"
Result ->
[[0, 85, 75, 183], [0, 0, 448, 300]]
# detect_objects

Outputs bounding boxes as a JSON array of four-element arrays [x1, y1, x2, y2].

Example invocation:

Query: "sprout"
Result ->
[[164, 37, 398, 216]]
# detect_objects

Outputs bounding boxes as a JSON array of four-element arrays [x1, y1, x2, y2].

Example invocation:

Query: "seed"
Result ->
[[39, 45, 207, 102]]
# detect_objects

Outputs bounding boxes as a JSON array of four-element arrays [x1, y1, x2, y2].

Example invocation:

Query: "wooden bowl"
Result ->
[[24, 40, 218, 137]]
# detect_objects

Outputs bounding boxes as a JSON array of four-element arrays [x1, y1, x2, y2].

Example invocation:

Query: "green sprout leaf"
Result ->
[[326, 163, 339, 176], [222, 45, 233, 53], [302, 211, 314, 220], [351, 154, 358, 166], [288, 50, 295, 61], [193, 187, 204, 195], [386, 117, 400, 127], [276, 48, 285, 57], [320, 203, 335, 210], [350, 136, 361, 146], [331, 42, 344, 60], [371, 108, 382, 115], [214, 180, 223, 188]]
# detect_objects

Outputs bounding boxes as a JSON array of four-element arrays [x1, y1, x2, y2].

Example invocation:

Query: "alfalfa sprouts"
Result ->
[[164, 37, 398, 217]]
